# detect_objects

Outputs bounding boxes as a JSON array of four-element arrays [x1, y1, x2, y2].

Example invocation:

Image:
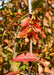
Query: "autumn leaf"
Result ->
[[50, 53, 54, 56], [4, 39, 9, 44], [36, 50, 40, 53], [13, 23, 18, 26], [6, 71, 19, 75], [31, 32, 39, 45], [33, 23, 41, 32], [12, 53, 38, 64], [20, 17, 30, 27], [17, 27, 29, 38], [0, 57, 3, 65], [32, 37, 37, 45], [9, 11, 13, 15]]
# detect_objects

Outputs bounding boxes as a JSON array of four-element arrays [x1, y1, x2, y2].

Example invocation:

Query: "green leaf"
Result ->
[[0, 34, 2, 37], [19, 65, 26, 70]]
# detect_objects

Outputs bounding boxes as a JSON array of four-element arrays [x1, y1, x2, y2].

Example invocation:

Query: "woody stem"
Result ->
[[28, 0, 32, 74], [28, 0, 32, 53]]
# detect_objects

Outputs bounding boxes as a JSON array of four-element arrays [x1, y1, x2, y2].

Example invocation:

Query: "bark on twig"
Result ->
[[28, 0, 32, 53]]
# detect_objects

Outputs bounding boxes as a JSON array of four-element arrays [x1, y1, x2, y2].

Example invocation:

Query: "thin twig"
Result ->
[[2, 11, 27, 40], [13, 13, 28, 58]]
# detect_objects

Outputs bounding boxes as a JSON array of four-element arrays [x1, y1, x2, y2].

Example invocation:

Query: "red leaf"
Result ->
[[14, 23, 18, 26], [20, 17, 30, 27], [17, 27, 29, 38], [36, 50, 40, 53], [4, 39, 9, 44], [33, 23, 41, 32], [27, 33, 31, 37], [13, 53, 38, 64], [6, 71, 19, 75], [31, 32, 39, 40]]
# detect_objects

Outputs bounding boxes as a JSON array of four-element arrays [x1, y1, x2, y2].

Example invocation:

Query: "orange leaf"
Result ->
[[14, 23, 18, 26], [50, 53, 54, 56], [17, 27, 29, 38], [4, 39, 9, 44]]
